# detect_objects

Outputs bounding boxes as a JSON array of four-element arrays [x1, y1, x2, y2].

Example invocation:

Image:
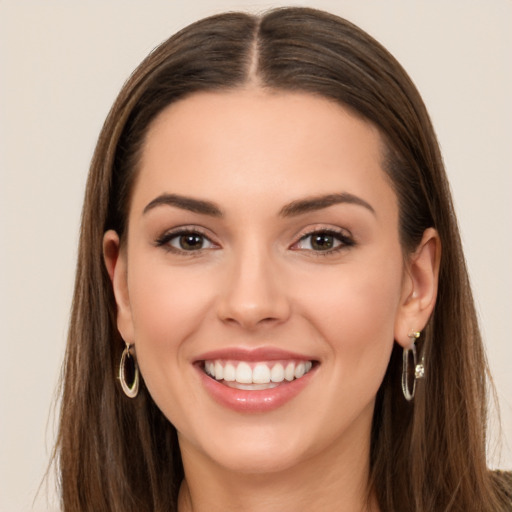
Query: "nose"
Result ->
[[216, 245, 291, 330]]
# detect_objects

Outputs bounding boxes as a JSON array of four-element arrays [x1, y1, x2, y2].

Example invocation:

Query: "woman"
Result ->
[[55, 7, 511, 511]]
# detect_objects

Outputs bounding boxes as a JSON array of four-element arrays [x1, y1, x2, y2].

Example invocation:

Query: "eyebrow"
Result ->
[[142, 191, 375, 218], [143, 193, 223, 217], [279, 193, 375, 217]]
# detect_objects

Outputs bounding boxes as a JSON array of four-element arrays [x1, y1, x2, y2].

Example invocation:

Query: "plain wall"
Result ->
[[1, 1, 510, 510]]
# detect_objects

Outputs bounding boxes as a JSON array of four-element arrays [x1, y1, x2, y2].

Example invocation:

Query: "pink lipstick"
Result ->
[[194, 347, 318, 413]]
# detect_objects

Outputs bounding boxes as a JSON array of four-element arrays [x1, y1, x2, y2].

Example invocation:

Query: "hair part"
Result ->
[[55, 7, 510, 511]]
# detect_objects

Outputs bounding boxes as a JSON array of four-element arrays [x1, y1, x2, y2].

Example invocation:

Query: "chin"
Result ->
[[176, 405, 362, 477], [194, 430, 314, 475]]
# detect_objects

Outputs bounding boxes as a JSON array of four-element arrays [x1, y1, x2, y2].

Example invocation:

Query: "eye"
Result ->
[[292, 229, 354, 253], [156, 229, 217, 253]]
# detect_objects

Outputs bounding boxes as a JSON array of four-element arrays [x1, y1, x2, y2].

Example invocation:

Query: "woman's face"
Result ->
[[108, 89, 422, 475]]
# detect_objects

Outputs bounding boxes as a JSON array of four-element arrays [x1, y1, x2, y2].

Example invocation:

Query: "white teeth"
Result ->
[[252, 364, 271, 384], [236, 362, 253, 384], [204, 359, 314, 385], [294, 362, 305, 379], [223, 363, 236, 382], [284, 362, 295, 381], [225, 382, 281, 390], [214, 361, 224, 380], [270, 363, 284, 383]]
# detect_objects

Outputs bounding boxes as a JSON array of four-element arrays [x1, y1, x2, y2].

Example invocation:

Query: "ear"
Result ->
[[394, 227, 441, 347], [103, 230, 135, 344]]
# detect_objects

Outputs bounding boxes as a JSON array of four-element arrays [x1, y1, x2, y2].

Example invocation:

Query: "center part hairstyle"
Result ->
[[56, 7, 510, 511]]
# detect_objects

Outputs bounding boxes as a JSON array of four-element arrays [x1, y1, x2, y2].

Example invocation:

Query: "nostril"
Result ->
[[220, 314, 284, 330], [217, 301, 290, 329], [215, 262, 292, 328]]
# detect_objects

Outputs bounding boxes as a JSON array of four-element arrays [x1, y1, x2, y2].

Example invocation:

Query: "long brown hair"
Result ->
[[55, 7, 511, 511]]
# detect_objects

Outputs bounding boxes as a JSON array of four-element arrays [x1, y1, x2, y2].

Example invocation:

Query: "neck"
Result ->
[[177, 405, 379, 512], [178, 465, 378, 512]]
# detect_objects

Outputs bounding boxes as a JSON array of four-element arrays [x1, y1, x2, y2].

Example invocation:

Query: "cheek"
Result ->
[[307, 255, 402, 326], [298, 252, 404, 381], [125, 259, 217, 402], [128, 257, 216, 342], [320, 280, 399, 343]]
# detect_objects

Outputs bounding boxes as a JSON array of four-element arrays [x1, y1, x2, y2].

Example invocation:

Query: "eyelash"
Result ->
[[291, 228, 355, 256], [155, 227, 355, 255], [155, 227, 218, 255]]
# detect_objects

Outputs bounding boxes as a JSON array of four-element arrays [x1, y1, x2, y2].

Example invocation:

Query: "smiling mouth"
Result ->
[[202, 359, 315, 390]]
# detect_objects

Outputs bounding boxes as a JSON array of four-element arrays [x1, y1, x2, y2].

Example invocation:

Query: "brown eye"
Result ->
[[293, 229, 354, 253], [156, 230, 217, 252], [177, 233, 205, 250], [310, 233, 336, 250]]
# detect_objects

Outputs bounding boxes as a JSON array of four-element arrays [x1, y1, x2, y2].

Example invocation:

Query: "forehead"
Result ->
[[132, 88, 396, 218]]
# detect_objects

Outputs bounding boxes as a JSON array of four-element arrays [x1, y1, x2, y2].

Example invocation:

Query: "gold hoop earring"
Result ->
[[119, 342, 139, 398], [402, 330, 424, 401]]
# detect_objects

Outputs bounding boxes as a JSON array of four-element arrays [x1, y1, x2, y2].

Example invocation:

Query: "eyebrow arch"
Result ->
[[279, 193, 375, 217], [143, 193, 223, 217]]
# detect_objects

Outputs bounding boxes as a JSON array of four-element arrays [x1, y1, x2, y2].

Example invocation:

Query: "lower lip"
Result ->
[[196, 364, 317, 413]]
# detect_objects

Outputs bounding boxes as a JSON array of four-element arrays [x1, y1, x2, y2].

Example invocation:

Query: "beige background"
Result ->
[[1, 1, 510, 510]]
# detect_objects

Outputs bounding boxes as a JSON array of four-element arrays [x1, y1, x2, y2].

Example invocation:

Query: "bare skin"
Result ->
[[104, 88, 440, 512]]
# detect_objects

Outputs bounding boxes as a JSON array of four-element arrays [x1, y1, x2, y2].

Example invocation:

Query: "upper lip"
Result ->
[[194, 346, 317, 363]]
